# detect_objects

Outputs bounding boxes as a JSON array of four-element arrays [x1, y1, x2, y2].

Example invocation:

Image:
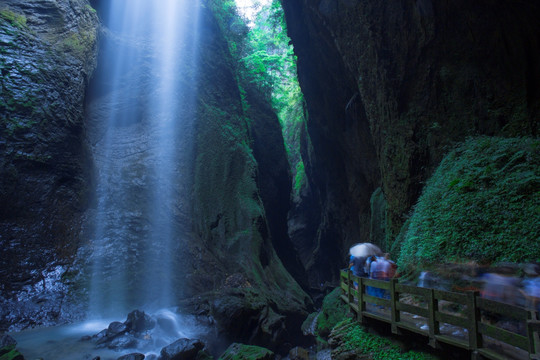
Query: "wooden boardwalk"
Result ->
[[340, 270, 540, 360]]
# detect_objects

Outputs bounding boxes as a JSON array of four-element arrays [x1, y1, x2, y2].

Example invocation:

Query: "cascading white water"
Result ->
[[86, 0, 200, 319]]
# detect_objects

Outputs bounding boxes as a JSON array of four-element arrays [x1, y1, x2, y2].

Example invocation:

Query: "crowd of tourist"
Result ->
[[348, 243, 540, 312]]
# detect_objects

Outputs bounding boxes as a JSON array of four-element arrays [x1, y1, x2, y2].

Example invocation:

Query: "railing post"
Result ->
[[468, 290, 482, 353], [427, 288, 439, 348], [358, 276, 365, 324], [528, 310, 540, 359], [347, 270, 353, 306], [390, 278, 400, 334]]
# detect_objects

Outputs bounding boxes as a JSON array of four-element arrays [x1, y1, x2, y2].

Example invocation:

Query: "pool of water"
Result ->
[[9, 309, 211, 360]]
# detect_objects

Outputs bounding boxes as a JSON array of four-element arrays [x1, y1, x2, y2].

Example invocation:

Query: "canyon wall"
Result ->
[[281, 0, 540, 285], [0, 0, 99, 330]]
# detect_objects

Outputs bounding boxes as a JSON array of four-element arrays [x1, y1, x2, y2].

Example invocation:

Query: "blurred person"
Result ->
[[521, 264, 540, 312], [481, 266, 521, 323]]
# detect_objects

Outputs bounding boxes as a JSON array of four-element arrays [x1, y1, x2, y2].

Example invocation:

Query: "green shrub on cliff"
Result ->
[[398, 136, 540, 269]]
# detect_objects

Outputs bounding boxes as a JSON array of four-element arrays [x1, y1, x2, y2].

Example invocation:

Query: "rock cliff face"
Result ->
[[186, 6, 310, 348], [0, 0, 310, 346], [0, 0, 98, 330], [281, 0, 540, 285]]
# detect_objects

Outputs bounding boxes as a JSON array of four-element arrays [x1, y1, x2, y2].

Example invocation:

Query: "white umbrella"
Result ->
[[349, 242, 382, 258]]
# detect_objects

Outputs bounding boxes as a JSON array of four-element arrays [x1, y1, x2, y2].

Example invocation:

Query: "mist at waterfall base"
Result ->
[[10, 1, 211, 358], [12, 310, 212, 360]]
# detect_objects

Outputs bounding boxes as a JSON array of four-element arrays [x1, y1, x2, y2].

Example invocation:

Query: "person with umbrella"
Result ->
[[349, 243, 382, 289]]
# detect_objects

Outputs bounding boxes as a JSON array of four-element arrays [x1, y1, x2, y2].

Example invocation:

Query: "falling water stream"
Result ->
[[87, 0, 200, 318], [10, 1, 207, 358]]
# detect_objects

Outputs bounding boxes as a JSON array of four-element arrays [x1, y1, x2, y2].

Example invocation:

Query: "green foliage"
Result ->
[[207, 0, 309, 195], [240, 0, 307, 176], [398, 136, 540, 269], [316, 288, 349, 337], [332, 319, 437, 360], [0, 9, 27, 29]]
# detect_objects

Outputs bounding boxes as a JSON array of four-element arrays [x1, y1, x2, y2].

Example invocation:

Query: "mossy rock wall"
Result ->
[[186, 5, 310, 350], [280, 0, 540, 282], [0, 0, 98, 330]]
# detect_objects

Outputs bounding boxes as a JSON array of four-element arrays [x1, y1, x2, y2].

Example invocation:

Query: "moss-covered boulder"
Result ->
[[0, 347, 24, 360], [314, 288, 348, 338], [218, 343, 274, 360], [398, 137, 540, 269], [0, 337, 24, 360]]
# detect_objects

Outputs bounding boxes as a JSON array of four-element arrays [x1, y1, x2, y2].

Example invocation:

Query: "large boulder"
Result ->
[[118, 354, 145, 360], [159, 338, 204, 360], [125, 310, 156, 333], [218, 343, 274, 360]]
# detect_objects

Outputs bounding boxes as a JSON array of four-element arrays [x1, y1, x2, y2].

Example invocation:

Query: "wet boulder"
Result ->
[[107, 334, 139, 350], [118, 353, 145, 360], [125, 310, 155, 333], [159, 338, 204, 360], [96, 321, 136, 349], [108, 321, 128, 337]]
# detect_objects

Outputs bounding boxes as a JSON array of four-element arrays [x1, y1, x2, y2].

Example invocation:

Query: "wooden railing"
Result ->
[[340, 269, 540, 360]]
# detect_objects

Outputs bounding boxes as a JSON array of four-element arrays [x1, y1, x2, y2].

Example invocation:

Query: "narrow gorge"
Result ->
[[0, 0, 538, 359]]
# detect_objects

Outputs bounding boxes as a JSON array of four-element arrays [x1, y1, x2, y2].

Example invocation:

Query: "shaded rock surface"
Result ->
[[183, 3, 311, 350], [92, 310, 162, 351], [118, 354, 145, 360], [0, 0, 99, 331], [160, 338, 204, 360], [281, 0, 540, 285], [218, 343, 274, 360]]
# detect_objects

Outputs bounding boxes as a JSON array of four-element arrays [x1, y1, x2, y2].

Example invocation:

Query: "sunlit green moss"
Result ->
[[293, 160, 306, 196], [85, 4, 97, 14], [0, 9, 27, 29]]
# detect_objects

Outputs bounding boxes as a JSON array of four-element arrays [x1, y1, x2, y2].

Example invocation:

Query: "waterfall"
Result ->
[[85, 0, 200, 318]]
